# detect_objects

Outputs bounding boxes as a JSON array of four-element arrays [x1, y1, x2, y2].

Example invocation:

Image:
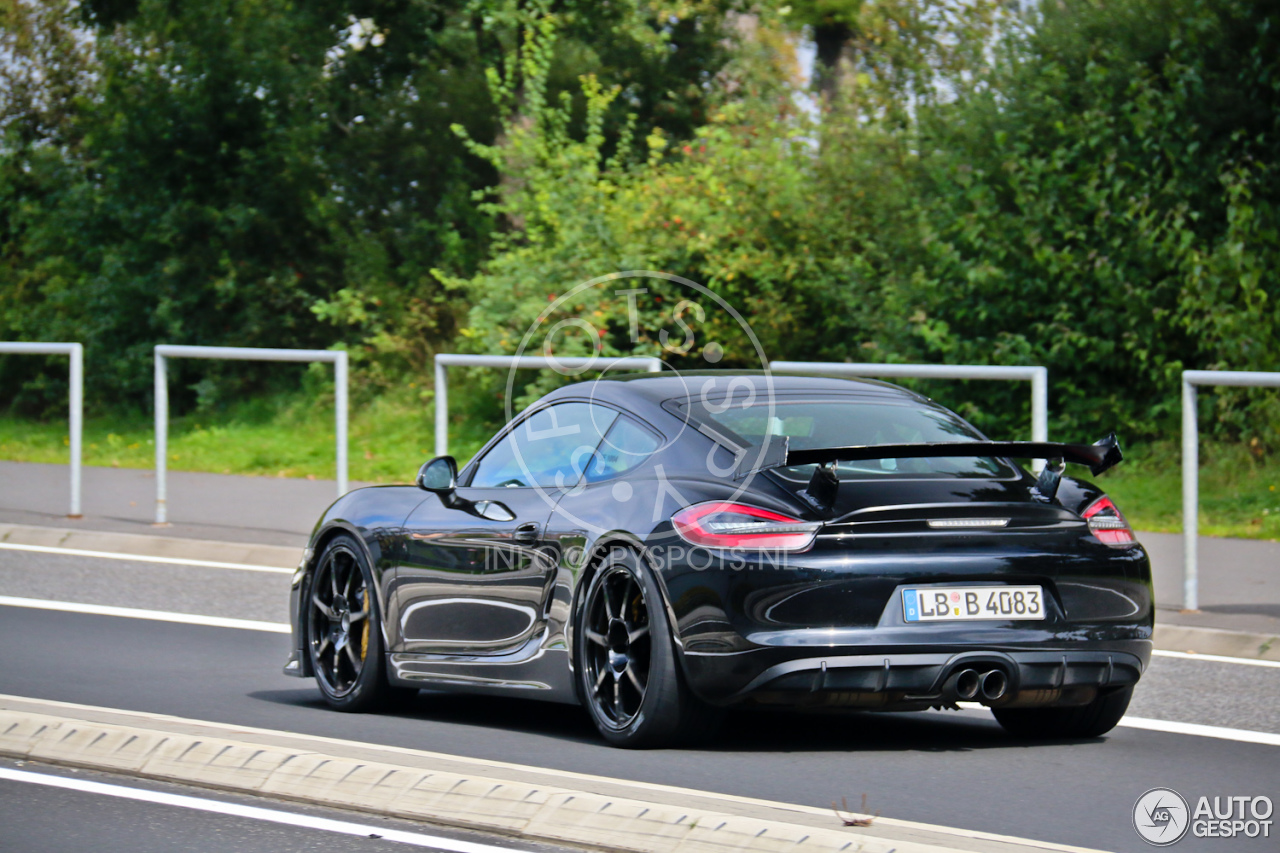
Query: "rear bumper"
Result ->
[[662, 540, 1154, 708], [688, 641, 1150, 710]]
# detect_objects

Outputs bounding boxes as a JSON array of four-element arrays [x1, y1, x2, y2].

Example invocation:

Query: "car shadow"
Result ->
[[246, 688, 603, 746], [709, 707, 1108, 752], [248, 688, 334, 711], [247, 688, 1101, 753]]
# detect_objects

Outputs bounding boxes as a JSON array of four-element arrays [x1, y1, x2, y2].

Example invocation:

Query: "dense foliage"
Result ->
[[455, 0, 1280, 441], [0, 0, 731, 411], [2, 0, 1278, 446], [903, 0, 1280, 440]]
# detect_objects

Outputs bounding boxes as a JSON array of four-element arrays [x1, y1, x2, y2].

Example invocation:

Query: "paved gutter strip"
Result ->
[[0, 701, 1105, 853], [0, 523, 301, 570], [1152, 623, 1280, 662]]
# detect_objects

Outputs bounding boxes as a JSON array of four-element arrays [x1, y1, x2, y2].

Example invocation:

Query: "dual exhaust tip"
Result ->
[[951, 667, 1007, 702]]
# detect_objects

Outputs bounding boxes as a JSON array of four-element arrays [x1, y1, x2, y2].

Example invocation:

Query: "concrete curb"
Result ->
[[0, 522, 300, 569], [1152, 624, 1280, 662], [0, 708, 1104, 853]]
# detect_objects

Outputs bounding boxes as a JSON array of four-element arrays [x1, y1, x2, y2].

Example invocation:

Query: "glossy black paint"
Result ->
[[286, 373, 1153, 714]]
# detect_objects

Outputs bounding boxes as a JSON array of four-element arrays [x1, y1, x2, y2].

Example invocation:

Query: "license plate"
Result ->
[[902, 586, 1045, 622]]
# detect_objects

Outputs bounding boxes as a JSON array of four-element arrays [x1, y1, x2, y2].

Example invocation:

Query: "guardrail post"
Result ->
[[153, 345, 351, 523], [1180, 369, 1280, 612], [435, 358, 448, 458], [1181, 377, 1198, 611], [0, 342, 85, 517], [68, 344, 83, 518], [154, 351, 169, 525], [1030, 367, 1049, 444], [334, 351, 348, 497]]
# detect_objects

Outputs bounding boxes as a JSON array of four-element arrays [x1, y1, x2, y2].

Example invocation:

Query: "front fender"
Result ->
[[290, 485, 429, 672]]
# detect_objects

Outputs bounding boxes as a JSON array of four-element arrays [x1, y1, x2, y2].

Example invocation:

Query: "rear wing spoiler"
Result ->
[[781, 433, 1123, 477], [736, 433, 1123, 512]]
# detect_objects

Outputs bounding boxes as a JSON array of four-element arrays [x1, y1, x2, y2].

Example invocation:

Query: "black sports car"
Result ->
[[284, 372, 1152, 747]]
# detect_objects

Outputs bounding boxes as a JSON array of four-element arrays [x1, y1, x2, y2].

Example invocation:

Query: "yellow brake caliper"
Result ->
[[360, 589, 369, 662]]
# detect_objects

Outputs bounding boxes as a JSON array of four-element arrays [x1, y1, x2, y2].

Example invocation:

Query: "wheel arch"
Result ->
[[567, 532, 687, 706], [299, 522, 392, 657]]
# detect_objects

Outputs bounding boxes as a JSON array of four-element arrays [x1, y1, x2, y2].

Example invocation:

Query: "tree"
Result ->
[[1, 0, 736, 412], [890, 0, 1280, 439]]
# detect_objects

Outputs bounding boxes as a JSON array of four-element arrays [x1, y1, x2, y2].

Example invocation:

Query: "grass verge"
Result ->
[[0, 388, 495, 484], [1097, 440, 1280, 540]]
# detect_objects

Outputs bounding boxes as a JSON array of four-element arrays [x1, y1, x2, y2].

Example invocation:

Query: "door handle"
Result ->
[[513, 522, 541, 543], [474, 500, 515, 522]]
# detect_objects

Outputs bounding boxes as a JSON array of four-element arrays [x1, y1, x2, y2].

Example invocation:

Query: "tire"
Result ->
[[574, 548, 722, 748], [305, 535, 415, 712], [993, 685, 1134, 739]]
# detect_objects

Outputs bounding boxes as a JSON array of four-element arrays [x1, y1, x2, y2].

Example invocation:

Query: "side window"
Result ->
[[470, 402, 618, 489], [583, 416, 662, 484]]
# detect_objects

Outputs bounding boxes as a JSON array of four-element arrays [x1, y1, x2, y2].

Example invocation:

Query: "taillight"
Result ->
[[1082, 496, 1136, 546], [672, 502, 821, 551]]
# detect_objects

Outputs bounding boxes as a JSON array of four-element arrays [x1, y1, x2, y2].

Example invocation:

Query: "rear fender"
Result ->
[[1055, 476, 1108, 518], [569, 533, 691, 704]]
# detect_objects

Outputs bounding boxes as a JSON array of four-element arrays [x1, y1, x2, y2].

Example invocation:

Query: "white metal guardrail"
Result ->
[[1181, 370, 1280, 611], [0, 342, 83, 517], [769, 361, 1049, 443], [154, 345, 349, 524], [433, 354, 663, 457]]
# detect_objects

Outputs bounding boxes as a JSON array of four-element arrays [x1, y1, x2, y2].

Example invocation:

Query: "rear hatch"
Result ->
[[745, 472, 1149, 632], [763, 466, 1063, 529]]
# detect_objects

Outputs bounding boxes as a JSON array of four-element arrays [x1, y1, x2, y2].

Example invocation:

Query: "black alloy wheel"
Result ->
[[575, 548, 721, 748], [582, 564, 653, 728], [306, 535, 410, 711]]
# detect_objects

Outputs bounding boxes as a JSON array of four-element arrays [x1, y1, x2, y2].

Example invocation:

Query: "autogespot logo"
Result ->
[[1134, 788, 1191, 846], [1133, 789, 1275, 845]]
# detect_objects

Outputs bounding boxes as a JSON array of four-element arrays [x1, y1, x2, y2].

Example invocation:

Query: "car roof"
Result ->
[[539, 370, 929, 410]]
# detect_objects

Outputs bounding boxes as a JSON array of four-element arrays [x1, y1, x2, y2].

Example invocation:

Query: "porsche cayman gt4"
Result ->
[[284, 372, 1152, 747]]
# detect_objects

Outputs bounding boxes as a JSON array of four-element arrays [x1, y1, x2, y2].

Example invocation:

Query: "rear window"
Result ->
[[678, 397, 1016, 480], [583, 416, 661, 484]]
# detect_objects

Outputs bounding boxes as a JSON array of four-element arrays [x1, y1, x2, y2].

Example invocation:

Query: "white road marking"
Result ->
[[0, 767, 512, 852], [0, 596, 290, 633], [1152, 649, 1280, 669], [959, 700, 1279, 745], [1119, 716, 1280, 746], [0, 541, 295, 573]]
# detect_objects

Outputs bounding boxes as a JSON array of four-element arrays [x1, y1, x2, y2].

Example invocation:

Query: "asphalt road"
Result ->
[[2, 548, 1279, 853]]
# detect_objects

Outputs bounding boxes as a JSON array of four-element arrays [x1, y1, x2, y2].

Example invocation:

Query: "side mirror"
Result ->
[[417, 456, 458, 492]]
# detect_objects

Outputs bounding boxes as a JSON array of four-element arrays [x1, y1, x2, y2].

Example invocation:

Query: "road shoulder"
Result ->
[[0, 522, 301, 569]]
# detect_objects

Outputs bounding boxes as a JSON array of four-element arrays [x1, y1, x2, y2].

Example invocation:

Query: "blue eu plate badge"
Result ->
[[903, 589, 920, 622]]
